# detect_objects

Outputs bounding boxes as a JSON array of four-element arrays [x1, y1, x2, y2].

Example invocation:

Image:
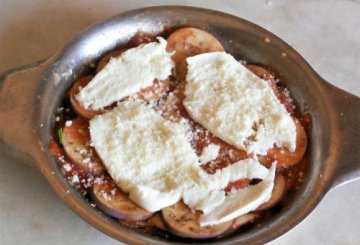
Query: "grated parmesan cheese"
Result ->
[[63, 163, 72, 172], [65, 120, 72, 127], [199, 144, 220, 163]]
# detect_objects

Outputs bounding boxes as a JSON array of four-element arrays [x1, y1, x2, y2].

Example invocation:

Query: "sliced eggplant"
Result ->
[[257, 174, 286, 211], [225, 213, 258, 235], [119, 219, 150, 228], [162, 201, 232, 239], [92, 177, 152, 221], [149, 213, 166, 231], [62, 118, 105, 175], [231, 213, 258, 230], [167, 27, 224, 81]]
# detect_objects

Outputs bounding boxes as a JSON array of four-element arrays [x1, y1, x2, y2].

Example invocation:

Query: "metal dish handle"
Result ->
[[322, 80, 360, 190], [0, 61, 47, 169]]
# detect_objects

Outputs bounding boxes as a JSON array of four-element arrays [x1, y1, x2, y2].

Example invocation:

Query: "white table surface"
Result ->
[[0, 1, 359, 244]]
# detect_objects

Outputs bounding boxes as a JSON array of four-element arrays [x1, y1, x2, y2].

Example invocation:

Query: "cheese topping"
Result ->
[[183, 159, 275, 219], [89, 100, 199, 212], [199, 143, 220, 163], [76, 37, 174, 110], [89, 99, 275, 225], [199, 163, 275, 226], [184, 52, 296, 155]]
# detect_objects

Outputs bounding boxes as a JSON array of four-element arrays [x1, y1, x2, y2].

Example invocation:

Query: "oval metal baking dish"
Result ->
[[0, 6, 359, 245]]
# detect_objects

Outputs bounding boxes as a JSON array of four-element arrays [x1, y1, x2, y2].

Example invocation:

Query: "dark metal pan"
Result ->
[[0, 6, 359, 244]]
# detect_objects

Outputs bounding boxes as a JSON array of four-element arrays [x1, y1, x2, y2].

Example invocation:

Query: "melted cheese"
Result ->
[[89, 99, 276, 225], [76, 37, 173, 110], [184, 52, 296, 155]]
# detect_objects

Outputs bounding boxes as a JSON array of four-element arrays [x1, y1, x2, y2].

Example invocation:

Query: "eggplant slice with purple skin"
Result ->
[[62, 118, 105, 175], [166, 27, 225, 81], [226, 213, 259, 235], [92, 176, 153, 221], [149, 213, 167, 231], [162, 201, 232, 239]]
